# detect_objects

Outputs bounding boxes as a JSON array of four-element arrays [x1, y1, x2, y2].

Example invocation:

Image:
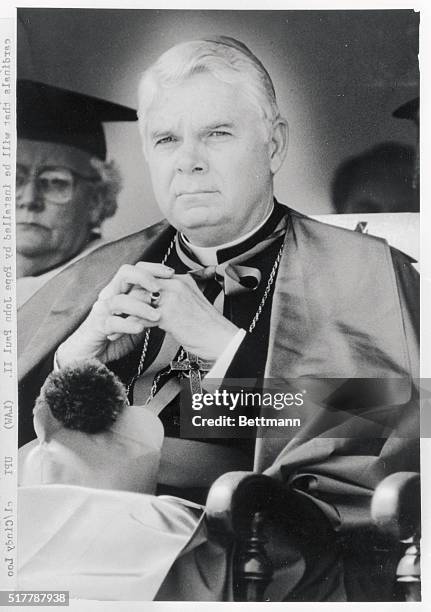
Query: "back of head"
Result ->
[[34, 359, 127, 434], [332, 142, 418, 214], [19, 360, 164, 494]]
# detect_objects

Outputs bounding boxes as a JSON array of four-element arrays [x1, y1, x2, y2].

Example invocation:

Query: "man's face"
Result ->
[[16, 139, 98, 273], [143, 73, 283, 247]]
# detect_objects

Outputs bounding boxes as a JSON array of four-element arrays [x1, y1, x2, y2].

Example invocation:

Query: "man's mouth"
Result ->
[[176, 190, 217, 197]]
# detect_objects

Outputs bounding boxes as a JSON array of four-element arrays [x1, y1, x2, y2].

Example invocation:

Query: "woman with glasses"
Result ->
[[16, 80, 136, 307]]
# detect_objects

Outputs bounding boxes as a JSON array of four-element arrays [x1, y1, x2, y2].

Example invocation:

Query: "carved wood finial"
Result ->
[[234, 511, 273, 602], [397, 538, 421, 602]]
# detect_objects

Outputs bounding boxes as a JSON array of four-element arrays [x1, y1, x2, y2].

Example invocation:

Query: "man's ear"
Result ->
[[269, 118, 289, 175]]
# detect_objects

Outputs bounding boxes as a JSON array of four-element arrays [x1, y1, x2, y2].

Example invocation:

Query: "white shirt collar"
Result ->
[[182, 204, 274, 266]]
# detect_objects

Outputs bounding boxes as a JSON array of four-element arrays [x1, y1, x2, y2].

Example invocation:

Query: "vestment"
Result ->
[[18, 204, 419, 600]]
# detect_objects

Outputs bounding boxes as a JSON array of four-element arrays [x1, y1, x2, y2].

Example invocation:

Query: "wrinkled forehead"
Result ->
[[143, 73, 259, 136], [17, 138, 98, 177]]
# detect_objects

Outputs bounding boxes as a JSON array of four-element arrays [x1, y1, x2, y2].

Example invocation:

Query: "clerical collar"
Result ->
[[181, 202, 277, 266]]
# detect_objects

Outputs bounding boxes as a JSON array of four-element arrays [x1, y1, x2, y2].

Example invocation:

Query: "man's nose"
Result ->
[[175, 140, 208, 174], [16, 180, 45, 211]]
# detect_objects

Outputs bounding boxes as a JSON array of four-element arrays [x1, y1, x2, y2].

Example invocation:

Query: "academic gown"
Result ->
[[17, 204, 419, 600]]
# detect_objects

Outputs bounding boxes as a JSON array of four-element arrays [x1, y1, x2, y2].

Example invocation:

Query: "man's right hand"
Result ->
[[56, 263, 175, 367]]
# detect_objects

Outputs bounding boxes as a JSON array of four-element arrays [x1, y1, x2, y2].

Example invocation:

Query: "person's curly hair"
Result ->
[[88, 158, 123, 227], [35, 359, 128, 434]]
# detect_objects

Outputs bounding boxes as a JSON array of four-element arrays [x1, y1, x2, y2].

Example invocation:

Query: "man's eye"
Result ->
[[209, 130, 230, 138], [155, 136, 176, 146]]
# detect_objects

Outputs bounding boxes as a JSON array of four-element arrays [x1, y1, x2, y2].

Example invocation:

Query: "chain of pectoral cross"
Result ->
[[126, 232, 285, 403]]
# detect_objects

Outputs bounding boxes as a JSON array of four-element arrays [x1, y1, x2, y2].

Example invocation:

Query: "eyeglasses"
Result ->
[[16, 165, 97, 204]]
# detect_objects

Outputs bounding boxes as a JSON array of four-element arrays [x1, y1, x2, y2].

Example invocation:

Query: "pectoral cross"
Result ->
[[170, 351, 212, 395]]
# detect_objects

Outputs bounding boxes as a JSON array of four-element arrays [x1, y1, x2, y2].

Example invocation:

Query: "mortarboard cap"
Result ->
[[393, 97, 419, 122], [17, 79, 138, 160]]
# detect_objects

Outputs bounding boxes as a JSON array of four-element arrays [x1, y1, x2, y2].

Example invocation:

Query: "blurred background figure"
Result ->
[[331, 141, 418, 214], [393, 97, 419, 127], [393, 97, 419, 193], [16, 79, 137, 307]]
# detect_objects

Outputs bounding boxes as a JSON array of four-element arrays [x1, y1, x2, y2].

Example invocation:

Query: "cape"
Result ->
[[17, 206, 419, 600]]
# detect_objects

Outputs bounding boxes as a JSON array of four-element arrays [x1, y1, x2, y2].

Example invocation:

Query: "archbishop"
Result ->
[[18, 37, 419, 601]]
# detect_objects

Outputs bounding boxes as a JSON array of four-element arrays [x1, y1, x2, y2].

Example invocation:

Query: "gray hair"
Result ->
[[88, 158, 122, 227], [137, 36, 281, 140]]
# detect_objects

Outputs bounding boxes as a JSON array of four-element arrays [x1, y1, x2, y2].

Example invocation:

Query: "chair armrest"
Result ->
[[204, 471, 279, 600], [204, 470, 420, 602], [204, 470, 336, 602], [371, 471, 420, 540], [371, 471, 421, 602], [205, 471, 284, 539], [206, 470, 334, 539]]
